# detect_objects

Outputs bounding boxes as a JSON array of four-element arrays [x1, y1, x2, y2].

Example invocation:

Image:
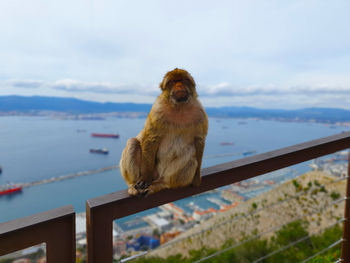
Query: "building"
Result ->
[[113, 239, 127, 255], [144, 214, 173, 232], [127, 235, 160, 251], [192, 208, 216, 221], [160, 231, 181, 245]]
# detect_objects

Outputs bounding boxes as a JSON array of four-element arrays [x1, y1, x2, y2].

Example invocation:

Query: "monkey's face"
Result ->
[[160, 69, 197, 105]]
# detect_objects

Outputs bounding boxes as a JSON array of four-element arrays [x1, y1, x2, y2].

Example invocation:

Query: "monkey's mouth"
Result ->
[[172, 90, 189, 103]]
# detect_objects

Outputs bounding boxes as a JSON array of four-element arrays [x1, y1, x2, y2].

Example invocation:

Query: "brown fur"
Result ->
[[120, 68, 208, 196]]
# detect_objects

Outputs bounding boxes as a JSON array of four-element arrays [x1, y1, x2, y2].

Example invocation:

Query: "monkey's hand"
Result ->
[[132, 181, 151, 196]]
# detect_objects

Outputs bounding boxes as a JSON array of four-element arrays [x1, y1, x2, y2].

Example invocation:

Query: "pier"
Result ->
[[19, 165, 119, 188]]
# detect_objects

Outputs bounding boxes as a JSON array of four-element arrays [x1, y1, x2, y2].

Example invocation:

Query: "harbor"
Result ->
[[0, 150, 258, 194]]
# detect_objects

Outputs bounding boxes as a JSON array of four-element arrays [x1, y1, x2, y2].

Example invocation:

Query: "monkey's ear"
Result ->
[[159, 78, 167, 90], [159, 82, 165, 90]]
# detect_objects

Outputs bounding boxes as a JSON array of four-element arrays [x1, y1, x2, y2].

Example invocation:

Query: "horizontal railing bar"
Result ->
[[0, 205, 74, 235], [0, 205, 75, 263], [87, 132, 350, 219]]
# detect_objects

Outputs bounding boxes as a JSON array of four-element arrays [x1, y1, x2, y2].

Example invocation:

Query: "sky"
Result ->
[[0, 0, 350, 109]]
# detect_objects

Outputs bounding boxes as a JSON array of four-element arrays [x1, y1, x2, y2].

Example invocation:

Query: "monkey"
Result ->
[[120, 68, 208, 196]]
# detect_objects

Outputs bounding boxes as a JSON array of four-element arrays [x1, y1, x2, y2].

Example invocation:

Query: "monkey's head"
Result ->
[[160, 68, 197, 105]]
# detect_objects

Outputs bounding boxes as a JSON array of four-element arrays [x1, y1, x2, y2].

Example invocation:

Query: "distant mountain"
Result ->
[[0, 95, 349, 123], [0, 95, 151, 113], [206, 106, 350, 122]]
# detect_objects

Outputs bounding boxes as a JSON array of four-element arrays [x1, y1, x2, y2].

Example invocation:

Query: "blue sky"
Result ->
[[1, 0, 350, 109]]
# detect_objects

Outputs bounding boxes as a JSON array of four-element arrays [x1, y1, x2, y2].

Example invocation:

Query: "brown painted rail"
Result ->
[[342, 152, 350, 262], [86, 131, 350, 263], [0, 205, 75, 263]]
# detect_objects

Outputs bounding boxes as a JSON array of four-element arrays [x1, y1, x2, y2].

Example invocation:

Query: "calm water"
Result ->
[[0, 116, 348, 222]]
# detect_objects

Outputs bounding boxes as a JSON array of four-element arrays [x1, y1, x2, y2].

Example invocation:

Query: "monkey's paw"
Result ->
[[127, 181, 151, 197], [135, 181, 151, 190]]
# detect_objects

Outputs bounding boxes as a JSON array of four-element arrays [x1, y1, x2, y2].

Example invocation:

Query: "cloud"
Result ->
[[6, 78, 350, 104], [198, 83, 350, 97], [8, 80, 44, 89], [49, 79, 160, 96], [5, 78, 159, 96]]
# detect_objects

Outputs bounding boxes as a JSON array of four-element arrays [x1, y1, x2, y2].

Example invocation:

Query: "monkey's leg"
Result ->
[[171, 158, 198, 188], [147, 177, 168, 195], [148, 159, 197, 195], [120, 138, 148, 196]]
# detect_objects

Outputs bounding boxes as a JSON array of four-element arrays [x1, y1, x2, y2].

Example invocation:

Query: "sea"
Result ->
[[0, 116, 349, 223]]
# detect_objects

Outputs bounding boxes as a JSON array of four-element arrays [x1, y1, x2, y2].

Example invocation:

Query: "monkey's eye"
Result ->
[[167, 80, 179, 88]]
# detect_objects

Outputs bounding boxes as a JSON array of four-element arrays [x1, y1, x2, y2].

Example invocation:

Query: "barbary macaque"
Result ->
[[120, 68, 208, 196]]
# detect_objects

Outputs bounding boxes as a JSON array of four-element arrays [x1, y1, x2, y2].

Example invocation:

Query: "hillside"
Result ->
[[148, 171, 345, 258], [0, 95, 151, 113], [1, 95, 350, 123]]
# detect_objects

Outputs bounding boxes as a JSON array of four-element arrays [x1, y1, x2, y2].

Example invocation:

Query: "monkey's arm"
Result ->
[[192, 121, 208, 187], [139, 121, 162, 183], [192, 136, 205, 187], [192, 116, 208, 187]]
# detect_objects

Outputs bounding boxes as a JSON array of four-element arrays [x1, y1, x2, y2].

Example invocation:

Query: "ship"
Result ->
[[220, 142, 234, 146], [243, 150, 257, 156], [91, 133, 119, 138], [89, 148, 109, 154], [0, 184, 22, 196], [0, 166, 2, 174]]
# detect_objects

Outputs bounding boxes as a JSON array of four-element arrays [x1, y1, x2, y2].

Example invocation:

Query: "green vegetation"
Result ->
[[252, 202, 258, 209], [292, 179, 302, 192], [131, 220, 342, 263], [330, 191, 341, 201], [314, 180, 321, 187]]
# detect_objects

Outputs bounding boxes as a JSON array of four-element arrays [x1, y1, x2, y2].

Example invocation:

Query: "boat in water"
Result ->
[[89, 148, 109, 154], [91, 133, 119, 138], [220, 142, 234, 146], [243, 150, 257, 156], [0, 166, 2, 174], [0, 184, 22, 196]]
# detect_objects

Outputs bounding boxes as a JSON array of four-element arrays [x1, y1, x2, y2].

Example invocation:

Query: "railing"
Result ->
[[86, 131, 350, 263], [0, 131, 349, 263], [0, 205, 75, 263]]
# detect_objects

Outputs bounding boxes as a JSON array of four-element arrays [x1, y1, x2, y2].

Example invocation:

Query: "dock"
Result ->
[[18, 165, 119, 188]]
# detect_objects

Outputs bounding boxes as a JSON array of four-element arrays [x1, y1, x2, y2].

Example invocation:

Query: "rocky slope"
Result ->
[[149, 171, 346, 258]]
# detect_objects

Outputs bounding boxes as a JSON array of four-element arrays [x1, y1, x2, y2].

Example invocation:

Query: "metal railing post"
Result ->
[[86, 202, 114, 263], [341, 150, 350, 262]]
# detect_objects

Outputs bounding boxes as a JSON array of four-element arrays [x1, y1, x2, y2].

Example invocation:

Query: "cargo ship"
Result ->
[[91, 133, 119, 138], [0, 184, 22, 196], [220, 142, 234, 146], [243, 150, 257, 156], [89, 148, 109, 154]]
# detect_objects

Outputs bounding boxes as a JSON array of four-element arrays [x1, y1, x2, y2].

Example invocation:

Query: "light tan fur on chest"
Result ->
[[156, 127, 197, 185]]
